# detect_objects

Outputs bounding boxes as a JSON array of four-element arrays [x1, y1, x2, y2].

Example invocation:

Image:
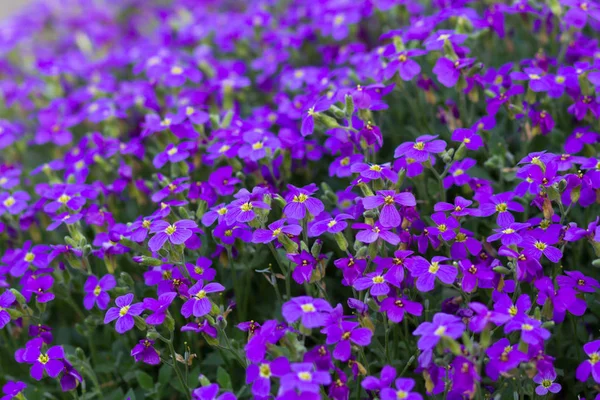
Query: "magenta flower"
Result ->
[[279, 363, 332, 394], [186, 257, 217, 281], [148, 219, 197, 251], [533, 370, 561, 396], [451, 128, 483, 151], [308, 213, 352, 236], [181, 281, 225, 318], [282, 296, 332, 328], [153, 142, 195, 169], [383, 49, 426, 81], [83, 274, 116, 310], [301, 97, 334, 137], [131, 339, 160, 365], [504, 317, 550, 345], [246, 357, 290, 397], [459, 260, 494, 293], [428, 212, 459, 241], [0, 191, 29, 215], [381, 378, 423, 400], [362, 190, 416, 228], [351, 162, 398, 182], [323, 321, 372, 361], [394, 135, 446, 162], [409, 256, 457, 292], [104, 294, 144, 334]]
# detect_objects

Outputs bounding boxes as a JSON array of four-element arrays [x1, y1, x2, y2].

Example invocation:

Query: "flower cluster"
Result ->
[[1, 0, 600, 399]]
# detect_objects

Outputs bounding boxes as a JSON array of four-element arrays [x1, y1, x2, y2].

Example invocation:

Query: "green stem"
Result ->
[[159, 333, 191, 400]]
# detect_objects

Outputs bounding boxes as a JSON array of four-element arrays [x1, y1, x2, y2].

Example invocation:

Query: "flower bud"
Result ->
[[164, 314, 175, 332], [119, 272, 135, 288], [344, 94, 355, 117], [178, 207, 191, 219], [493, 265, 511, 275], [10, 289, 26, 305], [310, 239, 323, 258], [453, 143, 467, 161], [196, 200, 207, 219], [139, 256, 163, 266], [278, 234, 298, 253], [334, 232, 348, 251], [146, 330, 161, 340], [134, 315, 147, 331], [216, 315, 227, 329]]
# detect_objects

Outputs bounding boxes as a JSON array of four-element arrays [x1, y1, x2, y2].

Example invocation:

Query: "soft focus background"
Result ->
[[0, 1, 28, 19]]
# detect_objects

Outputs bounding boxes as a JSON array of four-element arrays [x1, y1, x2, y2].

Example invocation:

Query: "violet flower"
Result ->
[[131, 339, 160, 365], [104, 294, 144, 334], [181, 281, 225, 318], [83, 274, 116, 310]]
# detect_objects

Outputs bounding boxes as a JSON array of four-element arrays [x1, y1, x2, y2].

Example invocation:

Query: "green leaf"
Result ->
[[158, 363, 173, 385], [217, 366, 233, 390], [124, 388, 136, 400], [136, 370, 154, 390]]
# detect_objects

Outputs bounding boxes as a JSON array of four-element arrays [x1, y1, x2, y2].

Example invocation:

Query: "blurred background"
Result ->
[[0, 1, 29, 19]]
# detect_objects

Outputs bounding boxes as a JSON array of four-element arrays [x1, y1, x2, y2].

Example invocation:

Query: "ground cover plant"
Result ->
[[1, 0, 600, 399]]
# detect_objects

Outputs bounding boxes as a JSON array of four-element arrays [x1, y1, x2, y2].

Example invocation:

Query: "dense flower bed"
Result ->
[[1, 0, 600, 399]]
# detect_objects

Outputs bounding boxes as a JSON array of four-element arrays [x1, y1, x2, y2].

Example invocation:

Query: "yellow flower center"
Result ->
[[259, 363, 271, 378], [495, 203, 508, 212], [428, 262, 440, 274], [384, 195, 395, 205], [590, 352, 600, 364], [224, 230, 233, 236], [529, 74, 541, 80], [38, 354, 50, 364], [372, 275, 385, 284], [369, 164, 382, 172], [119, 305, 130, 316], [94, 285, 102, 296], [171, 66, 183, 75], [327, 220, 337, 228], [293, 193, 308, 203], [272, 228, 282, 237], [162, 118, 172, 127], [58, 194, 71, 204], [534, 241, 547, 251], [434, 326, 446, 336], [142, 220, 151, 229], [438, 224, 447, 232], [24, 252, 35, 262], [195, 290, 207, 299], [194, 267, 204, 275], [413, 142, 425, 150], [219, 145, 230, 153], [298, 372, 312, 382], [455, 233, 466, 242], [241, 202, 253, 212], [340, 157, 350, 166], [252, 142, 264, 150], [453, 169, 464, 176], [301, 303, 316, 313], [502, 228, 515, 234], [398, 54, 407, 62], [217, 207, 228, 215], [509, 305, 518, 316], [521, 323, 534, 331], [396, 390, 409, 399], [167, 147, 178, 156], [186, 106, 194, 116]]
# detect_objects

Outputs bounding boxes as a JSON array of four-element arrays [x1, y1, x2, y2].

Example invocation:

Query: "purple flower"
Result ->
[[192, 383, 236, 400], [60, 360, 83, 392], [148, 219, 197, 252], [181, 281, 225, 318], [0, 191, 29, 215], [504, 317, 550, 345], [432, 57, 475, 87], [279, 363, 332, 394], [557, 270, 600, 293], [576, 340, 600, 383], [443, 158, 476, 188], [131, 339, 160, 365], [22, 340, 65, 380], [362, 190, 416, 228], [23, 275, 55, 303], [485, 338, 527, 381], [0, 290, 16, 329], [208, 166, 240, 196], [381, 378, 423, 400], [409, 256, 457, 292], [288, 251, 318, 284], [428, 212, 459, 241], [351, 162, 398, 182], [282, 296, 332, 328], [353, 271, 400, 296], [309, 213, 352, 236], [434, 196, 476, 217], [153, 142, 195, 169], [510, 68, 551, 92], [459, 260, 494, 293], [487, 222, 530, 246], [394, 135, 446, 162], [83, 274, 116, 310], [451, 128, 483, 151], [104, 294, 144, 334], [383, 49, 426, 81], [301, 97, 333, 137], [2, 381, 26, 399], [361, 365, 396, 392], [144, 292, 177, 325], [225, 197, 270, 224], [522, 226, 563, 263], [353, 222, 400, 245], [186, 257, 217, 282], [380, 296, 423, 323], [413, 313, 464, 350], [182, 320, 217, 337], [246, 357, 290, 397], [283, 184, 324, 220], [323, 321, 372, 361], [533, 369, 561, 396], [254, 219, 302, 243], [478, 191, 524, 226]]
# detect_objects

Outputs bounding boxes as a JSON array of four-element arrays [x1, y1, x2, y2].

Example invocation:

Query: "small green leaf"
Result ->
[[217, 366, 233, 389], [136, 370, 154, 390]]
